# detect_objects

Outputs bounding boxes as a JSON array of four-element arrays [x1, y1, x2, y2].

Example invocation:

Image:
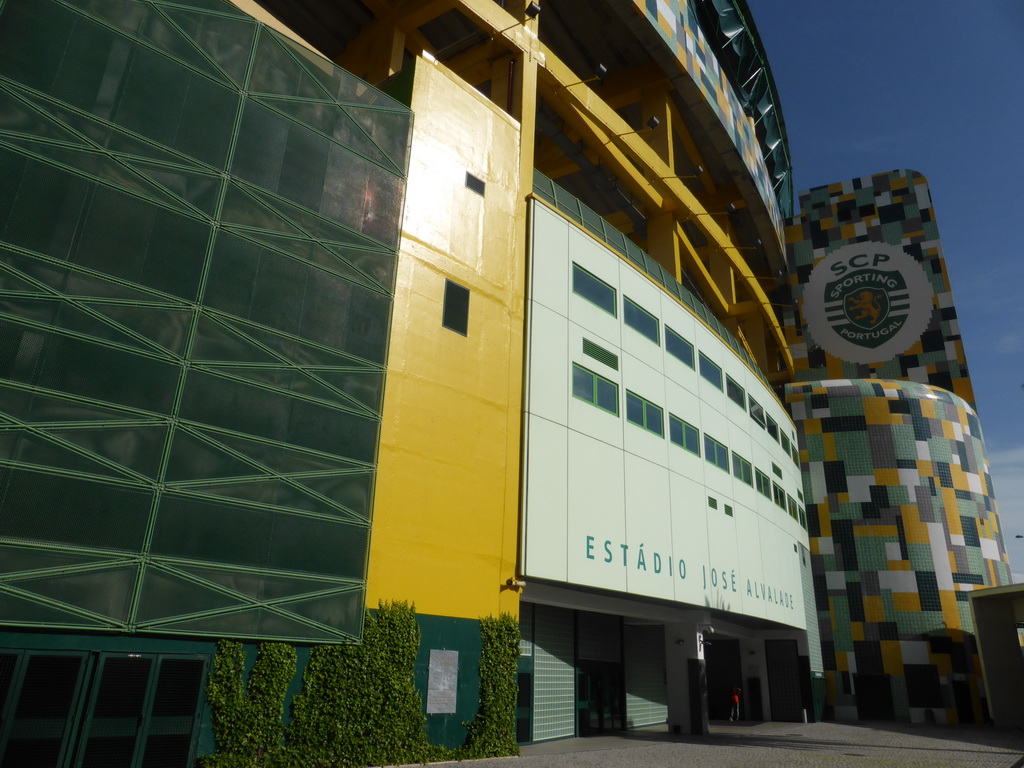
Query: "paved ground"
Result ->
[[438, 721, 1024, 768]]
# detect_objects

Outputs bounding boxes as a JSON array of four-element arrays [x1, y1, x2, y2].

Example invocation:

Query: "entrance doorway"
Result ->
[[0, 649, 206, 768], [576, 660, 623, 735], [704, 638, 741, 720]]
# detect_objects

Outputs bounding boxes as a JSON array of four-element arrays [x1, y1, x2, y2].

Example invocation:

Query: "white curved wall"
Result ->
[[522, 201, 807, 629]]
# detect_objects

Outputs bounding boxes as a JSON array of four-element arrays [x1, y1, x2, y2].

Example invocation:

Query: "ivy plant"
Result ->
[[203, 640, 296, 768]]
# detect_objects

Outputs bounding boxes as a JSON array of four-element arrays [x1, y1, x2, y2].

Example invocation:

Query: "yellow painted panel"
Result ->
[[893, 592, 921, 612], [368, 59, 524, 620], [863, 595, 885, 623], [881, 641, 903, 676]]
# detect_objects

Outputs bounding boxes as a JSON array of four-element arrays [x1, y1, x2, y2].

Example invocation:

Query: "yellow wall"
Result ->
[[367, 58, 525, 620]]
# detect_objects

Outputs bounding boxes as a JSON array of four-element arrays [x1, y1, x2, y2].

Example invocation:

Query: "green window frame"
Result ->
[[725, 375, 745, 409], [732, 452, 753, 485], [766, 415, 779, 441], [787, 494, 799, 521], [703, 433, 729, 472], [669, 414, 700, 455], [572, 363, 618, 415], [665, 326, 695, 368], [749, 396, 766, 428], [755, 468, 771, 498], [772, 482, 786, 509], [698, 352, 723, 390], [626, 390, 663, 436], [772, 462, 782, 479], [624, 297, 659, 344], [780, 432, 790, 454], [572, 263, 616, 316]]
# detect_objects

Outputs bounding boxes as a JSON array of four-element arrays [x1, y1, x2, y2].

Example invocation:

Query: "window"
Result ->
[[725, 376, 745, 409], [766, 415, 779, 441], [799, 508, 807, 529], [772, 462, 782, 479], [698, 352, 723, 390], [703, 434, 729, 472], [665, 327, 695, 368], [755, 468, 771, 498], [724, 504, 734, 517], [792, 444, 801, 466], [669, 414, 700, 455], [787, 494, 799, 521], [465, 171, 486, 196], [732, 453, 753, 485], [572, 364, 618, 415], [572, 264, 616, 316], [772, 482, 786, 509], [626, 391, 663, 436], [749, 397, 766, 428], [442, 279, 470, 335], [780, 433, 790, 454], [624, 297, 659, 343]]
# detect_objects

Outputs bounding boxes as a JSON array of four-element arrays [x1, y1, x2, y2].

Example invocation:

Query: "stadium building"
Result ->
[[0, 0, 1009, 765]]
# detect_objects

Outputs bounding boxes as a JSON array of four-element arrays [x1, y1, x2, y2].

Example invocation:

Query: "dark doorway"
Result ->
[[765, 639, 803, 721], [853, 674, 895, 720], [704, 638, 741, 720], [0, 650, 207, 768], [576, 660, 623, 735]]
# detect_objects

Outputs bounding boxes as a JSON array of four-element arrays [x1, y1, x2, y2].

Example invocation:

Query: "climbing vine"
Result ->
[[202, 640, 296, 768], [459, 613, 520, 759], [201, 604, 521, 767]]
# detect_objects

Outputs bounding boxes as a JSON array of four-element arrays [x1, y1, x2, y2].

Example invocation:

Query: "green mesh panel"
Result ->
[[0, 0, 410, 641]]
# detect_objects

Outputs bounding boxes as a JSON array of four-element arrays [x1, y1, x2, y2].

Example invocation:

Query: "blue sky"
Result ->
[[750, 2, 1024, 580]]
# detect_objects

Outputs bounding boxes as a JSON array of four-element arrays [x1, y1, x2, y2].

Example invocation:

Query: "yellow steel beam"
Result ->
[[446, 0, 793, 375]]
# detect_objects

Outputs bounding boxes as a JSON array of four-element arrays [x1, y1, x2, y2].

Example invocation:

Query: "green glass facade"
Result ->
[[0, 0, 411, 642]]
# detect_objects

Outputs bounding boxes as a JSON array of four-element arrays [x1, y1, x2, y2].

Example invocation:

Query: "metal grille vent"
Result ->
[[582, 339, 618, 370]]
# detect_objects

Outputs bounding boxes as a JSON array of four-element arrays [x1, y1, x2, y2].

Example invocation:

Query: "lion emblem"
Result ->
[[847, 290, 882, 326]]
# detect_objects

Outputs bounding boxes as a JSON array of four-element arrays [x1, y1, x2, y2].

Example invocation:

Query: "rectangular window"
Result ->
[[698, 352, 723, 390], [572, 364, 618, 415], [669, 414, 700, 455], [772, 482, 786, 509], [799, 508, 807, 529], [665, 327, 695, 368], [626, 391, 663, 436], [624, 297, 659, 344], [755, 468, 771, 498], [766, 415, 779, 441], [572, 263, 616, 316], [792, 445, 800, 466], [787, 494, 799, 521], [749, 397, 766, 428], [442, 279, 470, 335], [703, 434, 729, 472], [772, 462, 782, 479], [724, 504, 734, 517], [781, 433, 790, 454], [725, 376, 745, 409], [732, 453, 753, 486]]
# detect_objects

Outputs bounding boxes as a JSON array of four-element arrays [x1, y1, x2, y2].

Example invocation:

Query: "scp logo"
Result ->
[[803, 243, 934, 365]]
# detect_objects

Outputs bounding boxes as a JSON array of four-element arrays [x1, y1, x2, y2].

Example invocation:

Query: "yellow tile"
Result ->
[[881, 641, 903, 676], [893, 592, 921, 611]]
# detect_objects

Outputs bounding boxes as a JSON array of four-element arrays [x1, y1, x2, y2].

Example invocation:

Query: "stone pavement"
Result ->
[[438, 721, 1024, 768]]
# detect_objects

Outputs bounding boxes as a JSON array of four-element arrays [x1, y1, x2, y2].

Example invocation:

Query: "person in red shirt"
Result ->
[[729, 686, 741, 721]]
